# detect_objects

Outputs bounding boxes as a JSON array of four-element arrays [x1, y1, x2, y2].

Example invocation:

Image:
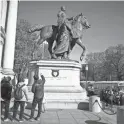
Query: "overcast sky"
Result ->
[[17, 1, 124, 61]]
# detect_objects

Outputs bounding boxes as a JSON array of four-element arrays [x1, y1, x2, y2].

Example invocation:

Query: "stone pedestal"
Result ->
[[117, 106, 124, 124], [28, 60, 88, 109], [89, 95, 101, 113]]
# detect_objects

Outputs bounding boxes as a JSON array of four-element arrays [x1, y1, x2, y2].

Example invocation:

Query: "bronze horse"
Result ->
[[29, 13, 91, 61]]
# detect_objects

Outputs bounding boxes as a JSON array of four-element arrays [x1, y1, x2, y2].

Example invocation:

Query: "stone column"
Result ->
[[2, 1, 18, 75], [0, 0, 7, 70]]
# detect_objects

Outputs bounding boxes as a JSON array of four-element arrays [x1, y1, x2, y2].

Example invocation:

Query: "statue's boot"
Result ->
[[51, 54, 57, 59], [63, 52, 68, 59], [57, 56, 62, 60]]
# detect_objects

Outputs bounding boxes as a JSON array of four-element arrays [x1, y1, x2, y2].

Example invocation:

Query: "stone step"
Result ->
[[27, 84, 87, 109], [25, 93, 89, 110], [44, 100, 89, 109], [28, 86, 86, 93], [10, 98, 89, 110], [25, 90, 89, 109], [45, 93, 87, 100], [27, 92, 87, 101], [25, 98, 89, 110]]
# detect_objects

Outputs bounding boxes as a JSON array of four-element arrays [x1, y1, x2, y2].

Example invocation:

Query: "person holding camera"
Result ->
[[29, 73, 45, 121]]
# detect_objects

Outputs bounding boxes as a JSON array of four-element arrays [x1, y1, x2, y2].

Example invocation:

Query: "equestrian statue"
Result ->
[[28, 6, 91, 61]]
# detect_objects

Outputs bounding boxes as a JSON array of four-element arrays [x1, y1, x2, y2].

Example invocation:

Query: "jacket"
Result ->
[[32, 75, 45, 99], [1, 80, 12, 101], [14, 82, 28, 101]]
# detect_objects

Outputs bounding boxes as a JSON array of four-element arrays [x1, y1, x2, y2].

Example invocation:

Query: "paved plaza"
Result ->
[[1, 108, 117, 124]]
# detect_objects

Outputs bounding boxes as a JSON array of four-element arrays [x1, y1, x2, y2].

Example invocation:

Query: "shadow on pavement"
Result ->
[[1, 109, 30, 122], [78, 102, 89, 111], [25, 102, 32, 110], [85, 120, 108, 124], [85, 113, 108, 124]]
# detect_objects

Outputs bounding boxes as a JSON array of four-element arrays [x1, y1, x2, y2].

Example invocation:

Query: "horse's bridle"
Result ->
[[80, 15, 90, 29]]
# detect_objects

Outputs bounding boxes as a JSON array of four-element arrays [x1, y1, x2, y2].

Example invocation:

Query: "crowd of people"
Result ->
[[100, 86, 124, 106], [1, 73, 45, 122], [86, 83, 124, 112], [86, 83, 124, 107]]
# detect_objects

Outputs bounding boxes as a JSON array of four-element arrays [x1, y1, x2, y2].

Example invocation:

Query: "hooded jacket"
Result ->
[[1, 80, 12, 101], [32, 75, 45, 99]]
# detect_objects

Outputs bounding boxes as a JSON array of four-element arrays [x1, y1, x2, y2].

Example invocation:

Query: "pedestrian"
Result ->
[[1, 76, 12, 122], [120, 93, 124, 105], [29, 73, 45, 121], [12, 75, 28, 122], [108, 88, 114, 112]]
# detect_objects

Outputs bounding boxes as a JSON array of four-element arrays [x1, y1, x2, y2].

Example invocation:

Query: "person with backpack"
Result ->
[[29, 73, 45, 121], [12, 75, 28, 122], [1, 76, 12, 122]]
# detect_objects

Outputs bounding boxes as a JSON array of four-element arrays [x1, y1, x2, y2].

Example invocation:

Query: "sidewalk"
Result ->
[[1, 108, 116, 124]]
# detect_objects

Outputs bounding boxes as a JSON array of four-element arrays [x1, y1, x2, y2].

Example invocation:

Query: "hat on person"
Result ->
[[6, 76, 11, 82], [33, 74, 39, 80]]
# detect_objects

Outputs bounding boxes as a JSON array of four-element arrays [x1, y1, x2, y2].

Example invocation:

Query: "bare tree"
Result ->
[[86, 44, 124, 81], [104, 44, 124, 80], [14, 19, 37, 73], [86, 52, 105, 81]]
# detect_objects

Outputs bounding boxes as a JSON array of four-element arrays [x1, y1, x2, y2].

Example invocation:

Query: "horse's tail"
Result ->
[[28, 24, 44, 33]]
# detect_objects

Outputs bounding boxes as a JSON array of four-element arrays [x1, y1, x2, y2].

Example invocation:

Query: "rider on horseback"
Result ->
[[52, 6, 74, 59], [28, 6, 90, 61], [57, 6, 88, 39], [57, 6, 73, 37]]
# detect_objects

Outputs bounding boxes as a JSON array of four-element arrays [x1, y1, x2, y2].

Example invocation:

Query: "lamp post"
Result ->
[[85, 64, 88, 88]]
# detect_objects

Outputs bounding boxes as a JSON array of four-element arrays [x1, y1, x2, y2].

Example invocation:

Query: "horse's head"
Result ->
[[77, 13, 91, 29]]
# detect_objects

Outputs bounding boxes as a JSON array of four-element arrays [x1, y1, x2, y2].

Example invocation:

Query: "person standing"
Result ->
[[120, 93, 124, 105], [29, 73, 45, 121], [108, 88, 114, 112], [1, 76, 12, 122], [12, 75, 28, 122]]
